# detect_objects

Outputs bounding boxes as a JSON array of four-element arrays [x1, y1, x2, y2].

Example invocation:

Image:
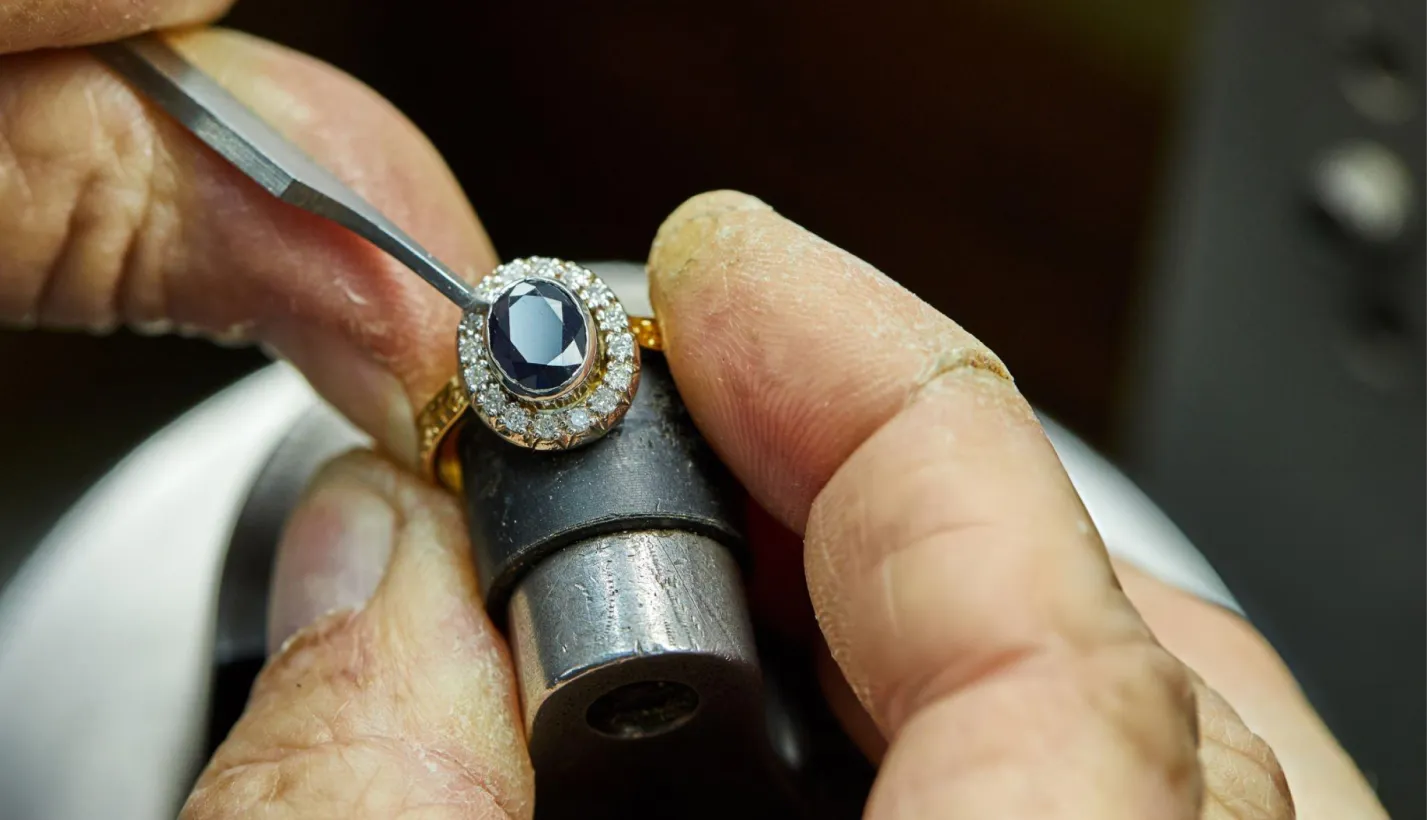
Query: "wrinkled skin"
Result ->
[[0, 8, 1388, 819]]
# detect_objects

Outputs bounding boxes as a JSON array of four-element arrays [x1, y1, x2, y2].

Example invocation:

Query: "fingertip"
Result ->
[[266, 450, 409, 649], [0, 0, 235, 54], [246, 451, 533, 819], [644, 188, 956, 531], [267, 464, 396, 652], [648, 190, 771, 296]]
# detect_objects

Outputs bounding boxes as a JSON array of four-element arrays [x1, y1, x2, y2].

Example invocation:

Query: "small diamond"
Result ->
[[478, 264, 521, 300], [583, 283, 613, 309], [476, 278, 505, 302], [500, 404, 530, 432], [458, 338, 479, 365], [606, 362, 634, 391], [531, 414, 561, 440], [563, 266, 592, 289], [565, 407, 594, 432], [477, 383, 505, 414], [589, 387, 619, 415], [460, 313, 483, 336], [462, 364, 484, 388], [598, 306, 627, 332], [608, 333, 635, 360]]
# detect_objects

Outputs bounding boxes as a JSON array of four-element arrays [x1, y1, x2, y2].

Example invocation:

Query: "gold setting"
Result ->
[[417, 260, 663, 484], [459, 259, 642, 451], [629, 316, 663, 351], [416, 375, 469, 489]]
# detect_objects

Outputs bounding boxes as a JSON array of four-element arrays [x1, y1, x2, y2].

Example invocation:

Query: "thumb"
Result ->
[[184, 451, 533, 820]]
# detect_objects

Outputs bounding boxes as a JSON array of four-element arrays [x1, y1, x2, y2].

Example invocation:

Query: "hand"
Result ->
[[0, 7, 1383, 815], [2, 13, 487, 466], [205, 193, 1384, 819]]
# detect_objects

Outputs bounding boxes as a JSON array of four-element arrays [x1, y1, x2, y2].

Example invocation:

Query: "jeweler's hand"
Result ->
[[203, 193, 1382, 819], [1, 21, 489, 466], [1, 13, 526, 817], [643, 192, 1386, 820]]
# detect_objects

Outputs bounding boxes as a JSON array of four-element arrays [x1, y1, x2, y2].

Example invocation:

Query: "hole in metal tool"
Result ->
[[586, 680, 699, 739]]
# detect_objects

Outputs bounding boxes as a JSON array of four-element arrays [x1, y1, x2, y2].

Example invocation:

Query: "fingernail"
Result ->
[[267, 477, 397, 651], [649, 190, 770, 285], [263, 326, 419, 468]]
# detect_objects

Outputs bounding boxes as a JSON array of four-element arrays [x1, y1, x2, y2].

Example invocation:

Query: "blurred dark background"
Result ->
[[0, 0, 1421, 816]]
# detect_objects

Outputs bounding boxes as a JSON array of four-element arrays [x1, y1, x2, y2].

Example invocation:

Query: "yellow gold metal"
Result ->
[[628, 316, 663, 351], [423, 305, 660, 473], [416, 375, 468, 486], [434, 433, 464, 493]]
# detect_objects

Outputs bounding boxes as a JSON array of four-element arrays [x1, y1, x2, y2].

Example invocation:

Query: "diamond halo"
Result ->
[[458, 258, 641, 450]]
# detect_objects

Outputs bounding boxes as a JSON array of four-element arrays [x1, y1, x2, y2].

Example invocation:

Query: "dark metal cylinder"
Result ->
[[458, 349, 781, 816], [458, 352, 746, 622]]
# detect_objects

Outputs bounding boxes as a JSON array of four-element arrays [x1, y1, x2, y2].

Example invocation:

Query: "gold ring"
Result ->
[[416, 374, 469, 490], [418, 309, 662, 487]]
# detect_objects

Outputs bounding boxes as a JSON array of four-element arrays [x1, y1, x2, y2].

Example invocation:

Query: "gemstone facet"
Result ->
[[458, 258, 643, 452], [487, 278, 592, 399]]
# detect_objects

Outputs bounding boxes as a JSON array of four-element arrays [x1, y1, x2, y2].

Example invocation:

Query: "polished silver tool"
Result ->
[[91, 34, 480, 310]]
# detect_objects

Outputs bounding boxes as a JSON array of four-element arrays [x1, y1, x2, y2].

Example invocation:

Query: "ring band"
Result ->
[[416, 374, 469, 490], [418, 312, 662, 486]]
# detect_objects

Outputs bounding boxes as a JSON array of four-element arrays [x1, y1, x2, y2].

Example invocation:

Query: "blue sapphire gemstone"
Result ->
[[488, 278, 591, 398]]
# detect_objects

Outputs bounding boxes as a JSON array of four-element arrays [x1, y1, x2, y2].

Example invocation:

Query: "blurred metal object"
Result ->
[[91, 35, 480, 309], [506, 531, 780, 817], [508, 530, 756, 739], [1310, 140, 1416, 245], [1330, 4, 1418, 124]]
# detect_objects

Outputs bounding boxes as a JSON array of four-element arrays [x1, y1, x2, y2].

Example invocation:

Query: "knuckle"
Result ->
[[0, 55, 174, 329], [1200, 737, 1295, 819], [192, 611, 522, 820], [1085, 638, 1200, 761], [1081, 639, 1205, 808], [183, 739, 514, 820], [1197, 682, 1296, 819]]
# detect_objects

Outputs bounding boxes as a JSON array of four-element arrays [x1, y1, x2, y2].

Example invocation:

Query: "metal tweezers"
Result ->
[[91, 34, 480, 310]]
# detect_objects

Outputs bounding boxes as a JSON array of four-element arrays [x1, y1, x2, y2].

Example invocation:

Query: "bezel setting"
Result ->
[[458, 258, 640, 450]]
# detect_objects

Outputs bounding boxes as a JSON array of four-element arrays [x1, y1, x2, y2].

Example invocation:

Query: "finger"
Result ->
[[266, 468, 395, 651], [0, 29, 496, 464], [819, 565, 1303, 817], [1117, 561, 1378, 818], [186, 451, 533, 820], [649, 191, 1201, 818], [0, 0, 234, 54]]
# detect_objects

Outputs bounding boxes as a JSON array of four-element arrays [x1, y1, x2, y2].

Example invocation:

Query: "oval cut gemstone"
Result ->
[[488, 278, 591, 398]]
